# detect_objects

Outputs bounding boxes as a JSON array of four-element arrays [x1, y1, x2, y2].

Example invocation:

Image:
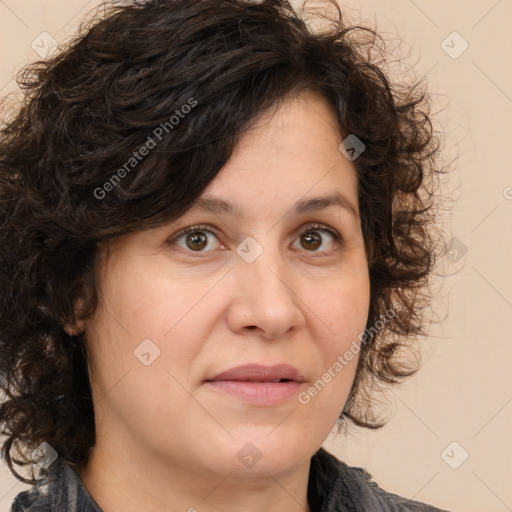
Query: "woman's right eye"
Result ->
[[171, 225, 224, 253]]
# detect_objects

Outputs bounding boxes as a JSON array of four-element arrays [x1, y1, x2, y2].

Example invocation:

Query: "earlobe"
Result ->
[[63, 321, 85, 336], [63, 296, 87, 336]]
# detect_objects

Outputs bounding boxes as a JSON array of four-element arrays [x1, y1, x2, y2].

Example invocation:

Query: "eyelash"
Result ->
[[170, 223, 343, 255]]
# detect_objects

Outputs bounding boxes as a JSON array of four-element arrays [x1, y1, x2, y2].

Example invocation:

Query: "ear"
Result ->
[[63, 320, 85, 336], [63, 297, 86, 336]]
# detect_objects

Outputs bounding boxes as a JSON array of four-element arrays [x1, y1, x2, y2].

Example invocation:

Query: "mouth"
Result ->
[[204, 364, 306, 405]]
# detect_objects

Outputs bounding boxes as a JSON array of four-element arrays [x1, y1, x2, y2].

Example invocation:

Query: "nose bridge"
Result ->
[[230, 232, 303, 337], [236, 233, 287, 297]]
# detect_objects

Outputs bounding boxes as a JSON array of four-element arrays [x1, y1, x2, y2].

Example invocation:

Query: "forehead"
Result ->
[[190, 89, 359, 222]]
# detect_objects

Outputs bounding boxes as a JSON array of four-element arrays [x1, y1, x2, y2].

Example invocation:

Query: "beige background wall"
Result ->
[[1, 1, 511, 511]]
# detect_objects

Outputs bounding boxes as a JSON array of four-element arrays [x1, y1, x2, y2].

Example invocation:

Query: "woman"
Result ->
[[0, 0, 450, 510]]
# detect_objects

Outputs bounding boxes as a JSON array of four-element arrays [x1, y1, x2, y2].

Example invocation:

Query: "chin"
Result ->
[[211, 432, 314, 478]]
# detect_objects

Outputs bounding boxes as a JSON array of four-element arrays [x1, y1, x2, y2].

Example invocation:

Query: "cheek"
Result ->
[[96, 257, 194, 341], [89, 251, 217, 368], [315, 275, 370, 349], [305, 273, 369, 397]]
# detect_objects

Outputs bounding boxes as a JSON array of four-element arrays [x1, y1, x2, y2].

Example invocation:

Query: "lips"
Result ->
[[204, 364, 306, 405], [206, 363, 306, 383]]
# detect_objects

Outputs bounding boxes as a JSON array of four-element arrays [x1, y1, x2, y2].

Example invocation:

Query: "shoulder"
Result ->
[[9, 460, 58, 512], [10, 486, 50, 512], [311, 447, 451, 511], [353, 468, 450, 512], [9, 457, 101, 512]]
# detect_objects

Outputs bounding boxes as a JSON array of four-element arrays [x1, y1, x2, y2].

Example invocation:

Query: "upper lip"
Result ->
[[206, 364, 306, 383]]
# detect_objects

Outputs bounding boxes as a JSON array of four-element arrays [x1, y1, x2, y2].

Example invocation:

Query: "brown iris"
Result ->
[[300, 230, 321, 251], [184, 231, 208, 251]]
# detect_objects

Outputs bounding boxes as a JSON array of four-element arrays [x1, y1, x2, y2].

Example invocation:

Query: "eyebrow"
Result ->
[[190, 192, 359, 221]]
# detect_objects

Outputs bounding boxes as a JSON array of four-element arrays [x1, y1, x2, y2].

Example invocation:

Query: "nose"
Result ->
[[226, 239, 306, 340]]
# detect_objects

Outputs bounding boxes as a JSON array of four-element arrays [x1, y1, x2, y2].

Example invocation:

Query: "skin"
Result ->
[[69, 88, 371, 512]]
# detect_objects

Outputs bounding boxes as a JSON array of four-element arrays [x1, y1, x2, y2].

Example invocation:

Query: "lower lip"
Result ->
[[205, 380, 302, 405]]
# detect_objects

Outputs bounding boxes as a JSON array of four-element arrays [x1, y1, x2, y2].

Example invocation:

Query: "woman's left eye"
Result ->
[[169, 224, 343, 255]]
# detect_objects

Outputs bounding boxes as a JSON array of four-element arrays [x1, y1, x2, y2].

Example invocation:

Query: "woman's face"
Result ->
[[78, 89, 370, 480]]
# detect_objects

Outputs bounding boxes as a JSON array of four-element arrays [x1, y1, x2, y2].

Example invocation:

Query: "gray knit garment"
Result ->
[[10, 447, 451, 511]]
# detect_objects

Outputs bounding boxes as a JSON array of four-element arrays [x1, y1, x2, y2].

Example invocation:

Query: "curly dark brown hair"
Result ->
[[0, 0, 450, 485]]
